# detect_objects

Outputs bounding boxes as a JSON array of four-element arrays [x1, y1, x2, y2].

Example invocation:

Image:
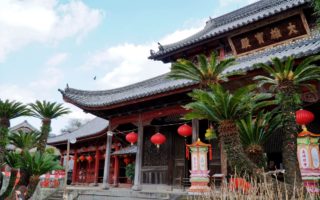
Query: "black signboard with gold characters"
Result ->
[[229, 12, 310, 55]]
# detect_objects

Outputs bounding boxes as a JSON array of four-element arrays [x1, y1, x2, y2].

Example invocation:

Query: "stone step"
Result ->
[[46, 189, 63, 200]]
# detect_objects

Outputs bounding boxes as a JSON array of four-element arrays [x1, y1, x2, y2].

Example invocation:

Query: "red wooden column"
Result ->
[[72, 150, 78, 185], [113, 144, 120, 187], [94, 147, 100, 186]]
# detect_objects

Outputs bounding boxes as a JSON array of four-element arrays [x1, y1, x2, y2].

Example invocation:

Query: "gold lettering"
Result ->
[[287, 22, 298, 36], [254, 32, 265, 45], [240, 37, 251, 49], [270, 27, 282, 39]]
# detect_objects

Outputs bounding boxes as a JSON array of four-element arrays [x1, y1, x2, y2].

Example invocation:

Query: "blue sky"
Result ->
[[0, 0, 257, 134]]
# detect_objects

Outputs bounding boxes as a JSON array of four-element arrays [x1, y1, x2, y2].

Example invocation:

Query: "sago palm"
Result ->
[[168, 51, 241, 88], [29, 100, 70, 153], [254, 55, 320, 186], [0, 152, 21, 199], [237, 111, 281, 168], [22, 152, 62, 199], [9, 130, 39, 153], [0, 99, 30, 190], [184, 84, 273, 176]]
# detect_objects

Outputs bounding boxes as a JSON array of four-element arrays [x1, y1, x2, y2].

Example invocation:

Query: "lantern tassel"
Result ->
[[209, 145, 213, 161], [186, 145, 189, 160]]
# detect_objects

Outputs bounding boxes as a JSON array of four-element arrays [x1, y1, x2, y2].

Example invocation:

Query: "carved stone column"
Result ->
[[102, 128, 113, 189], [132, 114, 143, 191]]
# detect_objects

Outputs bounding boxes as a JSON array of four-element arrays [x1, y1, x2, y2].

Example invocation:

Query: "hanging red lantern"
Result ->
[[296, 109, 314, 129], [123, 157, 130, 165], [79, 155, 85, 162], [126, 132, 138, 145], [150, 132, 166, 148], [86, 155, 93, 162], [177, 124, 192, 137]]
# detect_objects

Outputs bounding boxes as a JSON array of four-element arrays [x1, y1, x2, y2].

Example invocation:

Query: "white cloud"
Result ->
[[83, 25, 202, 89], [0, 0, 103, 62], [46, 53, 69, 66]]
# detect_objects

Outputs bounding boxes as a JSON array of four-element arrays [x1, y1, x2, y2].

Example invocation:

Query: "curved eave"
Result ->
[[47, 130, 107, 146]]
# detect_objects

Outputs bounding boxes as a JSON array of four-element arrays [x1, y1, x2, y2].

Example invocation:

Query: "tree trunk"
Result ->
[[15, 169, 30, 188], [0, 169, 17, 199], [280, 94, 303, 187], [37, 119, 51, 153], [245, 144, 266, 168], [218, 120, 260, 177], [26, 175, 40, 199]]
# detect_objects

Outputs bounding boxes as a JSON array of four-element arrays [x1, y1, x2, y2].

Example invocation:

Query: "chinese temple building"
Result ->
[[50, 0, 320, 190]]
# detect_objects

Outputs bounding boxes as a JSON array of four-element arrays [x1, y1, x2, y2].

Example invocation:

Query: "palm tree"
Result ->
[[0, 99, 30, 189], [254, 55, 320, 186], [29, 100, 70, 153], [0, 152, 21, 199], [237, 111, 281, 168], [22, 152, 62, 199], [184, 84, 273, 176], [168, 51, 241, 88], [9, 130, 39, 154], [8, 130, 39, 188]]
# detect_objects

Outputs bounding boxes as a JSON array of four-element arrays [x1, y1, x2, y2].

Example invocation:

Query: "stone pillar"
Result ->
[[113, 145, 120, 187], [192, 119, 199, 142], [102, 129, 113, 189], [132, 114, 143, 191], [72, 151, 78, 185], [94, 147, 100, 186]]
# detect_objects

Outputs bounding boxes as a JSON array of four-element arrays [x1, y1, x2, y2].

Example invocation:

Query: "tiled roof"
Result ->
[[60, 74, 195, 107], [10, 120, 39, 132], [47, 117, 108, 144], [112, 145, 137, 155], [149, 0, 310, 59], [60, 32, 320, 108]]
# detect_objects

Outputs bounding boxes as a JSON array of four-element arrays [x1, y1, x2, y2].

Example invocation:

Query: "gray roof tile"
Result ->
[[150, 0, 311, 58], [47, 117, 108, 144], [60, 32, 320, 108], [112, 145, 137, 155]]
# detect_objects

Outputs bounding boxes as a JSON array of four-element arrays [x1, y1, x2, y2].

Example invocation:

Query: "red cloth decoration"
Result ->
[[126, 132, 138, 145], [209, 145, 213, 161], [177, 124, 192, 137], [150, 132, 166, 148], [296, 109, 314, 126]]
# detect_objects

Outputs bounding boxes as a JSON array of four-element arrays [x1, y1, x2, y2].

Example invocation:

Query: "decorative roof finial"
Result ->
[[157, 42, 164, 51]]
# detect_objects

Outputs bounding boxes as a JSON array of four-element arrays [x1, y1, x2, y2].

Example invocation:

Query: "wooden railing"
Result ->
[[141, 166, 168, 184]]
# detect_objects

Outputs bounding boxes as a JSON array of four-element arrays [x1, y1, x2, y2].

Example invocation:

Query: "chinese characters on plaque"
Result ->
[[230, 14, 309, 55]]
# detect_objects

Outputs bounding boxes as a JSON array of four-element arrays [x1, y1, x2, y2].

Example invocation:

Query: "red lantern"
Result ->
[[177, 124, 192, 137], [79, 155, 85, 162], [123, 157, 130, 165], [296, 109, 314, 128], [86, 155, 93, 162], [126, 132, 138, 145], [150, 132, 166, 148]]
